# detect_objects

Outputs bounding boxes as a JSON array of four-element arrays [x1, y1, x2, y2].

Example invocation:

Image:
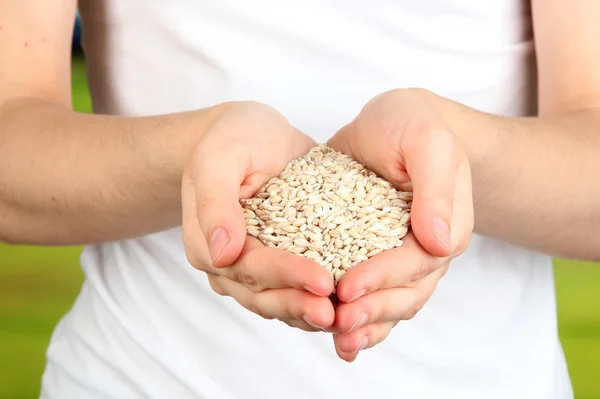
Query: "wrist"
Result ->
[[413, 88, 504, 172], [149, 102, 236, 190]]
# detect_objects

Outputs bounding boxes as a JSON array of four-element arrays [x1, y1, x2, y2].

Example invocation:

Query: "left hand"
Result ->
[[326, 89, 474, 362], [182, 102, 335, 332]]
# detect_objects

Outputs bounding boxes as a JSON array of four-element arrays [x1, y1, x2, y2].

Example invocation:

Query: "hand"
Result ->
[[182, 102, 335, 331], [327, 89, 474, 361]]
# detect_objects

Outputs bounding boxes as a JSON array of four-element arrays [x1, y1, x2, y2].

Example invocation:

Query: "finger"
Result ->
[[335, 158, 472, 304], [327, 102, 411, 186], [208, 275, 335, 329], [334, 267, 444, 333], [335, 234, 435, 302], [191, 141, 249, 268], [401, 119, 461, 257], [451, 157, 475, 255], [334, 321, 397, 361], [219, 236, 334, 295], [329, 101, 460, 257], [283, 319, 322, 332], [181, 171, 212, 271], [326, 121, 355, 156], [332, 334, 358, 363]]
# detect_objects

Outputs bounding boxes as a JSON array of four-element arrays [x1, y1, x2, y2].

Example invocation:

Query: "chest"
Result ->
[[78, 0, 536, 138]]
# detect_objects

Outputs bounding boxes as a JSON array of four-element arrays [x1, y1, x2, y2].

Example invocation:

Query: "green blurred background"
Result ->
[[0, 54, 599, 399]]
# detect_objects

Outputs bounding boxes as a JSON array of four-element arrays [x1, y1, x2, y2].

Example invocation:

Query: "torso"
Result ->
[[41, 1, 572, 398]]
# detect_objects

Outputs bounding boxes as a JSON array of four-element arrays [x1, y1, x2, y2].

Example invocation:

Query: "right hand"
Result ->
[[181, 102, 335, 332]]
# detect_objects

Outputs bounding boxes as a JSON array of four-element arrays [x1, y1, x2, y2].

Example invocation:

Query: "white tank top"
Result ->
[[41, 1, 573, 398]]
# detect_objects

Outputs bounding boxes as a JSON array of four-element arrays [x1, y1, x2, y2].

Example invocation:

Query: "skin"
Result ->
[[181, 105, 336, 331], [1, 0, 599, 365], [0, 1, 334, 333], [325, 0, 600, 361], [326, 92, 474, 360]]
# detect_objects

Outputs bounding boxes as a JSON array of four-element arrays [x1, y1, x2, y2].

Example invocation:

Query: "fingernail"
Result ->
[[348, 289, 366, 303], [303, 285, 322, 297], [348, 312, 368, 333], [432, 217, 452, 252], [353, 336, 369, 352], [303, 314, 327, 331], [209, 227, 229, 262]]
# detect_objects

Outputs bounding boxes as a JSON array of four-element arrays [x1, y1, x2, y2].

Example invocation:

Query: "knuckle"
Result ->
[[402, 87, 433, 101], [207, 276, 227, 296], [246, 295, 272, 320], [455, 242, 468, 257], [235, 267, 260, 291], [236, 100, 275, 117], [438, 263, 450, 278], [405, 295, 426, 320], [411, 258, 432, 283], [232, 257, 264, 291], [368, 326, 389, 347], [184, 249, 200, 269], [245, 295, 261, 316], [384, 88, 432, 107], [455, 235, 472, 256], [404, 307, 419, 321], [406, 116, 436, 143], [370, 309, 386, 327], [286, 301, 304, 321], [183, 244, 208, 271]]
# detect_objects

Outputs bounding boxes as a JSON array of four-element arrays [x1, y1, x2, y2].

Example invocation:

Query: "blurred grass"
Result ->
[[0, 55, 598, 399], [0, 246, 83, 399], [554, 259, 600, 399], [71, 57, 93, 113]]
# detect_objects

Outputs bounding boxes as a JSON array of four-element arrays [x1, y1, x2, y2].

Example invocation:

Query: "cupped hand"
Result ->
[[327, 89, 474, 361], [182, 101, 335, 331]]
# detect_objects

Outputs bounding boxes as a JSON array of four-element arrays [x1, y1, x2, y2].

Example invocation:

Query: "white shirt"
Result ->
[[41, 1, 573, 398]]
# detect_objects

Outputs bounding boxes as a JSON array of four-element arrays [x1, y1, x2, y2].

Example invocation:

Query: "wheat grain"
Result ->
[[241, 144, 412, 290]]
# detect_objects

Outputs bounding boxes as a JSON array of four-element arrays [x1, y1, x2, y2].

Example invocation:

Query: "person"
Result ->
[[1, 0, 598, 398]]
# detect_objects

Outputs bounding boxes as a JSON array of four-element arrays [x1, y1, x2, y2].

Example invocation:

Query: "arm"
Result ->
[[0, 0, 228, 245], [0, 1, 336, 335], [323, 0, 600, 360], [416, 0, 600, 261]]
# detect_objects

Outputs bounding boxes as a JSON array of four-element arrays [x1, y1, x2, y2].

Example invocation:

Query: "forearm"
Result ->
[[0, 97, 229, 245], [422, 90, 600, 261]]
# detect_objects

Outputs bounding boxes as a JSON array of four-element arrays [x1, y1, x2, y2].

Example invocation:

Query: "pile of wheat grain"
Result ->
[[241, 144, 412, 287]]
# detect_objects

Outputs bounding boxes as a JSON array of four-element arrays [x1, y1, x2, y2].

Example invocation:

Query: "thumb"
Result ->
[[403, 124, 459, 258], [191, 145, 248, 268]]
